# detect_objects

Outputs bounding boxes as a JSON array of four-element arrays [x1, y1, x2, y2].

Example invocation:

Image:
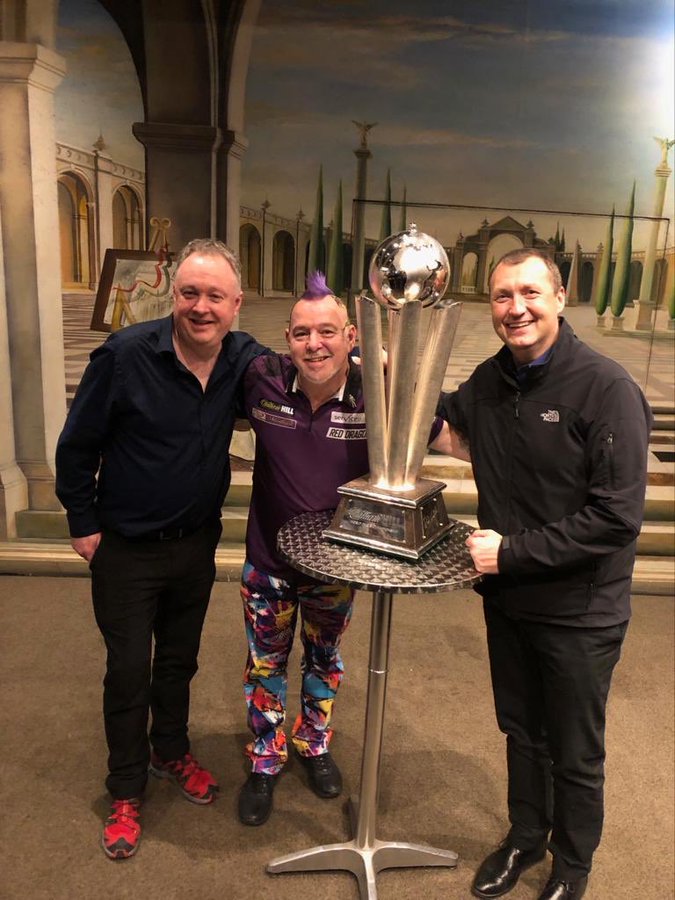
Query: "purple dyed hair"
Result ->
[[301, 270, 334, 300]]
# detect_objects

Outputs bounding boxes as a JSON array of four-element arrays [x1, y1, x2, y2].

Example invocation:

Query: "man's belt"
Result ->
[[121, 524, 195, 542]]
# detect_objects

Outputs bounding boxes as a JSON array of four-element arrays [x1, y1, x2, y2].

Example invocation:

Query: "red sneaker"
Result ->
[[102, 798, 141, 860], [149, 752, 219, 805]]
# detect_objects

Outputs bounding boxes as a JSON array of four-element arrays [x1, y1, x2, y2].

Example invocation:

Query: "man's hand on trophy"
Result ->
[[350, 345, 388, 369]]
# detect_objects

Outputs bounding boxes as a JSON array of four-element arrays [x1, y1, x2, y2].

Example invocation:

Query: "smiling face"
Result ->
[[490, 255, 565, 364], [172, 252, 243, 357], [286, 296, 356, 399]]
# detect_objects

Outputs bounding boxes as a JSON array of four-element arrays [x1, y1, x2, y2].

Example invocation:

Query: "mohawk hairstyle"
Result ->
[[301, 270, 334, 300]]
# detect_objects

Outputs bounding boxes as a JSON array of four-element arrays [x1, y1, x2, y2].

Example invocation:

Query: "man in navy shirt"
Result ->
[[56, 239, 265, 859]]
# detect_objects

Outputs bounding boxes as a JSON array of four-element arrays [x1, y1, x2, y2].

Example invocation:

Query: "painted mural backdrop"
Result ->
[[54, 0, 673, 314], [241, 0, 674, 253]]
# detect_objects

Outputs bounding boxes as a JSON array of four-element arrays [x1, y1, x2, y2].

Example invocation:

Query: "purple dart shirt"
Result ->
[[242, 354, 370, 580]]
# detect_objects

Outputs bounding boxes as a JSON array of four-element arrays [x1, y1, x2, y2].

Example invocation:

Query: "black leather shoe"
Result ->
[[472, 838, 548, 898], [297, 751, 342, 798], [537, 876, 588, 899], [238, 772, 276, 826]]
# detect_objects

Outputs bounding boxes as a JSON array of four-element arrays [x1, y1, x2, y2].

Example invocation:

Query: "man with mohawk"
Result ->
[[236, 271, 365, 825], [237, 272, 442, 826]]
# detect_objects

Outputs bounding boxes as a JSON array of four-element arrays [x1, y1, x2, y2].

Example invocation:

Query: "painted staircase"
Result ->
[[4, 433, 673, 595]]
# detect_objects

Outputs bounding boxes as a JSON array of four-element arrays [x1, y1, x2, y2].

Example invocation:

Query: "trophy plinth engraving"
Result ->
[[325, 224, 462, 560]]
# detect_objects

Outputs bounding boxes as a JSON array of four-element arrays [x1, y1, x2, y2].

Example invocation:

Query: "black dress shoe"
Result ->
[[472, 838, 548, 898], [238, 772, 276, 826], [297, 751, 342, 798], [537, 876, 588, 899]]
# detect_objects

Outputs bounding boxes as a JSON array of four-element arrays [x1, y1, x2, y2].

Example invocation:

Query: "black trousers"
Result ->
[[483, 598, 627, 879], [90, 521, 221, 799]]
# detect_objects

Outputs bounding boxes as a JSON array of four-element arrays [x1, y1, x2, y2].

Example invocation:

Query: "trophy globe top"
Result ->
[[368, 223, 450, 311]]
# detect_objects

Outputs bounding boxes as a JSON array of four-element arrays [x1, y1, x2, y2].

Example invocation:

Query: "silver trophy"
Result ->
[[324, 224, 462, 559]]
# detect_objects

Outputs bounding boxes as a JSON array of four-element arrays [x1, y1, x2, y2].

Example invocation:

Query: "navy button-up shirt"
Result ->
[[55, 315, 266, 538]]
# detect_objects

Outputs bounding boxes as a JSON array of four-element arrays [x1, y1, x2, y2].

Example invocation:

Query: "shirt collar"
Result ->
[[286, 358, 361, 408], [156, 315, 176, 354], [515, 345, 554, 372], [289, 373, 347, 402], [158, 315, 231, 373]]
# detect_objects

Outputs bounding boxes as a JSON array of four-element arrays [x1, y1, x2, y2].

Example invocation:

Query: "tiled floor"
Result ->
[[63, 290, 674, 407]]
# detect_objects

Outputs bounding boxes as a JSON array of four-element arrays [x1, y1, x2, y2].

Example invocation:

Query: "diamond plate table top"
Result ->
[[277, 510, 479, 594]]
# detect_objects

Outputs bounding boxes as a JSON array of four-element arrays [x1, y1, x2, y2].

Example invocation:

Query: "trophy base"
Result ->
[[323, 476, 453, 560]]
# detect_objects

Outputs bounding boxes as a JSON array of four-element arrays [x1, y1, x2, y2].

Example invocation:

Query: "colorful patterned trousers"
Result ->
[[241, 560, 354, 775]]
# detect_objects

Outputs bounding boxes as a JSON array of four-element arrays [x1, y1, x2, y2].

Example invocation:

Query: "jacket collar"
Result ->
[[494, 317, 574, 387]]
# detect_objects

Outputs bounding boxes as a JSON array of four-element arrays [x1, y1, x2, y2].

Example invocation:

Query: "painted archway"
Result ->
[[483, 233, 522, 292], [581, 260, 594, 302], [58, 171, 95, 288], [629, 260, 643, 303], [239, 223, 261, 290], [112, 185, 143, 250], [461, 252, 478, 292], [272, 230, 295, 292]]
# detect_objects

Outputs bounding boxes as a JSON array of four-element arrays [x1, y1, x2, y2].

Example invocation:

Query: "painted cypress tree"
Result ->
[[379, 169, 392, 241], [398, 184, 407, 232], [593, 207, 614, 317], [327, 180, 344, 296], [307, 166, 324, 273], [610, 183, 636, 319]]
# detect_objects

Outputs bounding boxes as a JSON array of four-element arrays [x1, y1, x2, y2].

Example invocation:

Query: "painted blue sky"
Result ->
[[55, 0, 144, 169], [243, 0, 674, 245], [55, 0, 674, 248]]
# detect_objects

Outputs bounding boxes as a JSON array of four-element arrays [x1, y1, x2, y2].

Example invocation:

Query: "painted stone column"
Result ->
[[0, 42, 66, 513], [132, 122, 219, 252], [451, 241, 464, 292], [636, 140, 673, 331], [0, 209, 28, 538], [216, 129, 249, 251], [350, 128, 374, 299], [93, 141, 115, 271]]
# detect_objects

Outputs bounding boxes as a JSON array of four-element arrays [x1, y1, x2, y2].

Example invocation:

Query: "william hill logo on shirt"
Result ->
[[260, 398, 294, 416]]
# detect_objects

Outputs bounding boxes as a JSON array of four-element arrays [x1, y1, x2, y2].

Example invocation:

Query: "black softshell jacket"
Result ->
[[439, 319, 652, 625]]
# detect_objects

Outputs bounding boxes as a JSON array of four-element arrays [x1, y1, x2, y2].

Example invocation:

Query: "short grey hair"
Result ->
[[174, 238, 241, 281], [489, 248, 562, 294]]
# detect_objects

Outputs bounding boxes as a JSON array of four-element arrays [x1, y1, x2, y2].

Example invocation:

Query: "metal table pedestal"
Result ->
[[267, 511, 478, 899]]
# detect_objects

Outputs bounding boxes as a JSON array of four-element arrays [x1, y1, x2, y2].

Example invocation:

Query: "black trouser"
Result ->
[[483, 598, 627, 880], [90, 521, 221, 799]]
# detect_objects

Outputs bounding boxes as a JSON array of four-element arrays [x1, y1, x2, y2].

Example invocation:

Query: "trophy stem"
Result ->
[[385, 302, 421, 489], [404, 302, 462, 483], [385, 308, 400, 412], [355, 295, 388, 485]]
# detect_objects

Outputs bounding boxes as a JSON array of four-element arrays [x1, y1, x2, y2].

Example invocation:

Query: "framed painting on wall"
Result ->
[[91, 249, 175, 333]]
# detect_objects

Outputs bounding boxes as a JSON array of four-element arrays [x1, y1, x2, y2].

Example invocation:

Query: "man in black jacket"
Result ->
[[435, 249, 652, 900]]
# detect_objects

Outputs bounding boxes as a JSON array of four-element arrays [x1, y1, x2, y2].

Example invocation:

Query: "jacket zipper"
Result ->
[[606, 432, 615, 487], [504, 387, 520, 533]]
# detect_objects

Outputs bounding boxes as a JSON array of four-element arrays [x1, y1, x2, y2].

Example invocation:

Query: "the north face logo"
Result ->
[[540, 409, 560, 423]]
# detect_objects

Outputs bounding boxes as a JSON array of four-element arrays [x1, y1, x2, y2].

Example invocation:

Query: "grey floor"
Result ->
[[1, 575, 673, 900]]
